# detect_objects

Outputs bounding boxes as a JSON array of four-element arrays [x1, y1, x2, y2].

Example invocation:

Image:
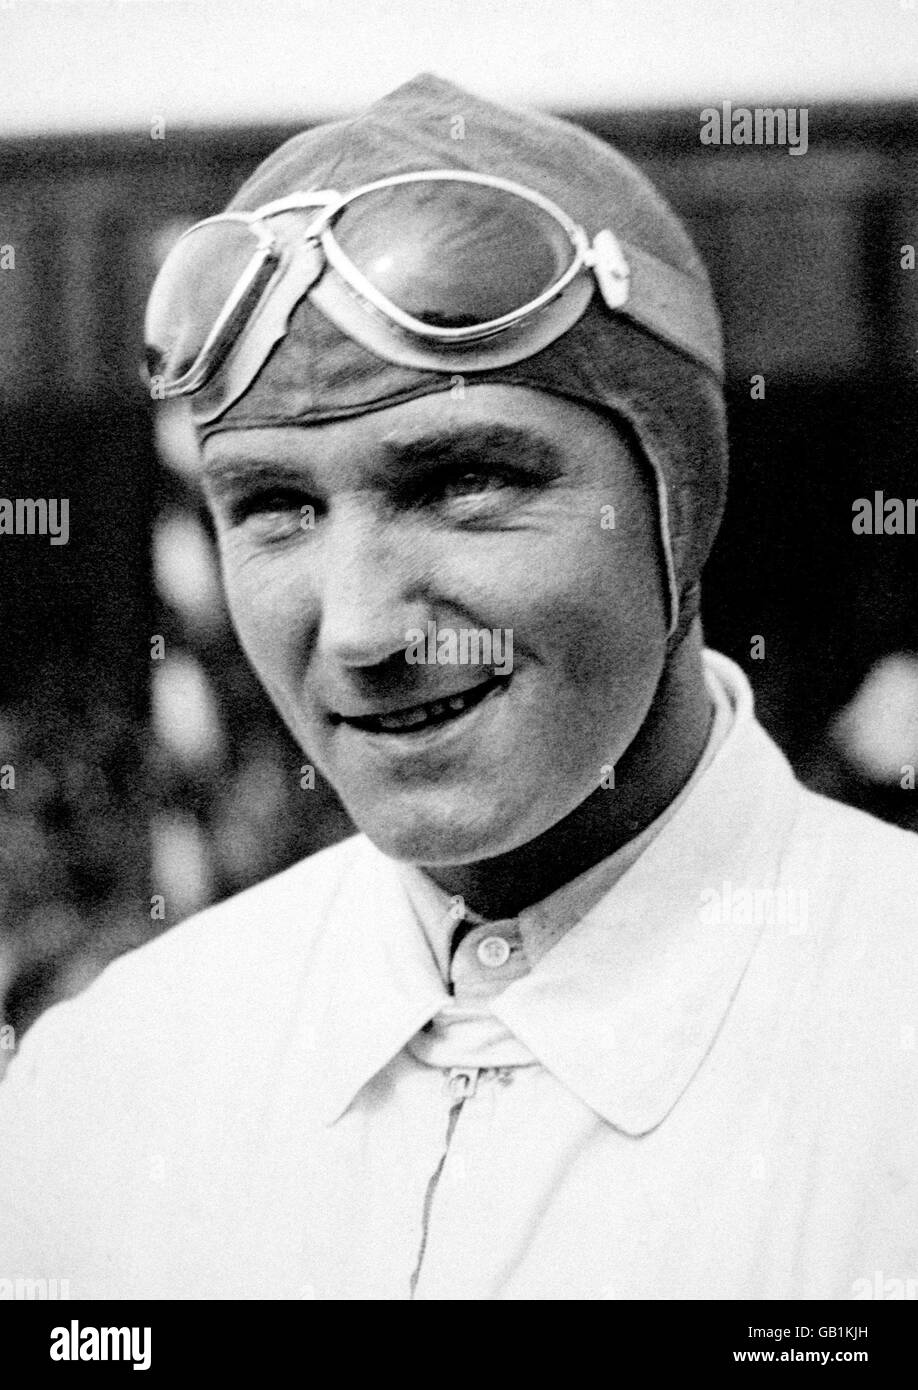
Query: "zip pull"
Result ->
[[447, 1067, 479, 1103], [410, 1067, 477, 1298]]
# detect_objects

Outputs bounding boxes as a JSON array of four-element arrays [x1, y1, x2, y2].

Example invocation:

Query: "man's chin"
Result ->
[[348, 789, 541, 867]]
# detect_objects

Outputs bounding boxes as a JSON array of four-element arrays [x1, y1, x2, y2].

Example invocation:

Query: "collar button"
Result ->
[[477, 935, 511, 968]]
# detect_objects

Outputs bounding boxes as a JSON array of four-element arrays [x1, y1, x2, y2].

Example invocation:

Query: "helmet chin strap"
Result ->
[[666, 581, 703, 656]]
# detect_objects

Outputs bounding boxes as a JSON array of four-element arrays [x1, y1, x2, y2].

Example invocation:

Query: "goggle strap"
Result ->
[[617, 240, 724, 381]]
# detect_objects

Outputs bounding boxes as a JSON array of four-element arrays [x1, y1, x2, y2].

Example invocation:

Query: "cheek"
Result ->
[[508, 523, 668, 753], [216, 541, 311, 695], [493, 518, 666, 670]]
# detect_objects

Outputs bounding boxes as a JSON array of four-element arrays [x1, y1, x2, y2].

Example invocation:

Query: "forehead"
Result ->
[[200, 383, 637, 484]]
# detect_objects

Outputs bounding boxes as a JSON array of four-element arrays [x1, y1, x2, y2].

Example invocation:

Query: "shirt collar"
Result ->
[[309, 651, 801, 1131], [398, 657, 736, 979]]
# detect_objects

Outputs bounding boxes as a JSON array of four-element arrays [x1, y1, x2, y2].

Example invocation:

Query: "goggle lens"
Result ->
[[329, 180, 575, 328], [145, 219, 277, 387]]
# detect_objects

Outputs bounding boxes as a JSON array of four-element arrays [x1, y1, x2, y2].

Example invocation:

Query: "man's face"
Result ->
[[201, 385, 668, 864]]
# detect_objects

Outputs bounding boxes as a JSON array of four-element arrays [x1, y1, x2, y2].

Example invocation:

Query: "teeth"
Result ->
[[377, 705, 430, 731], [375, 693, 464, 731], [356, 677, 503, 734]]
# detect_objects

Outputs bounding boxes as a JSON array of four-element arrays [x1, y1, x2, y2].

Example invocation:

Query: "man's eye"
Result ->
[[443, 471, 499, 496], [229, 490, 313, 540], [425, 468, 530, 512]]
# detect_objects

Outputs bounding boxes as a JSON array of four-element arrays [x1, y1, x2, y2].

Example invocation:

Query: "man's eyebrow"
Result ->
[[199, 454, 310, 493], [379, 423, 564, 473], [199, 422, 564, 493]]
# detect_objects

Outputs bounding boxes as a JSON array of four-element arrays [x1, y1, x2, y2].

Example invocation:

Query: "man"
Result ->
[[1, 74, 916, 1301]]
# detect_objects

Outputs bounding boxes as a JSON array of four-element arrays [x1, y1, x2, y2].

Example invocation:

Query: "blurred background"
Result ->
[[1, 0, 917, 1061]]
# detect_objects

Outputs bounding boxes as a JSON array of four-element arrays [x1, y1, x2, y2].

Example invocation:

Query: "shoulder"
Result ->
[[102, 831, 365, 996], [776, 783, 918, 1020], [5, 833, 372, 1085], [791, 781, 918, 903]]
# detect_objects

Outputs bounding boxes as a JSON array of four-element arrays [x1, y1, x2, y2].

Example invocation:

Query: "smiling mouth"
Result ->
[[335, 674, 510, 735]]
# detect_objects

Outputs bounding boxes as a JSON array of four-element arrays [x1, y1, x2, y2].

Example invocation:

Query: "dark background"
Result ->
[[1, 102, 917, 1046]]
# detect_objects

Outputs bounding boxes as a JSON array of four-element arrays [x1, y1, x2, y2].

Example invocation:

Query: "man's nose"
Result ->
[[315, 508, 429, 668]]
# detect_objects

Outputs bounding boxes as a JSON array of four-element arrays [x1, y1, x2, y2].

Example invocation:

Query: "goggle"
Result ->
[[144, 169, 722, 423]]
